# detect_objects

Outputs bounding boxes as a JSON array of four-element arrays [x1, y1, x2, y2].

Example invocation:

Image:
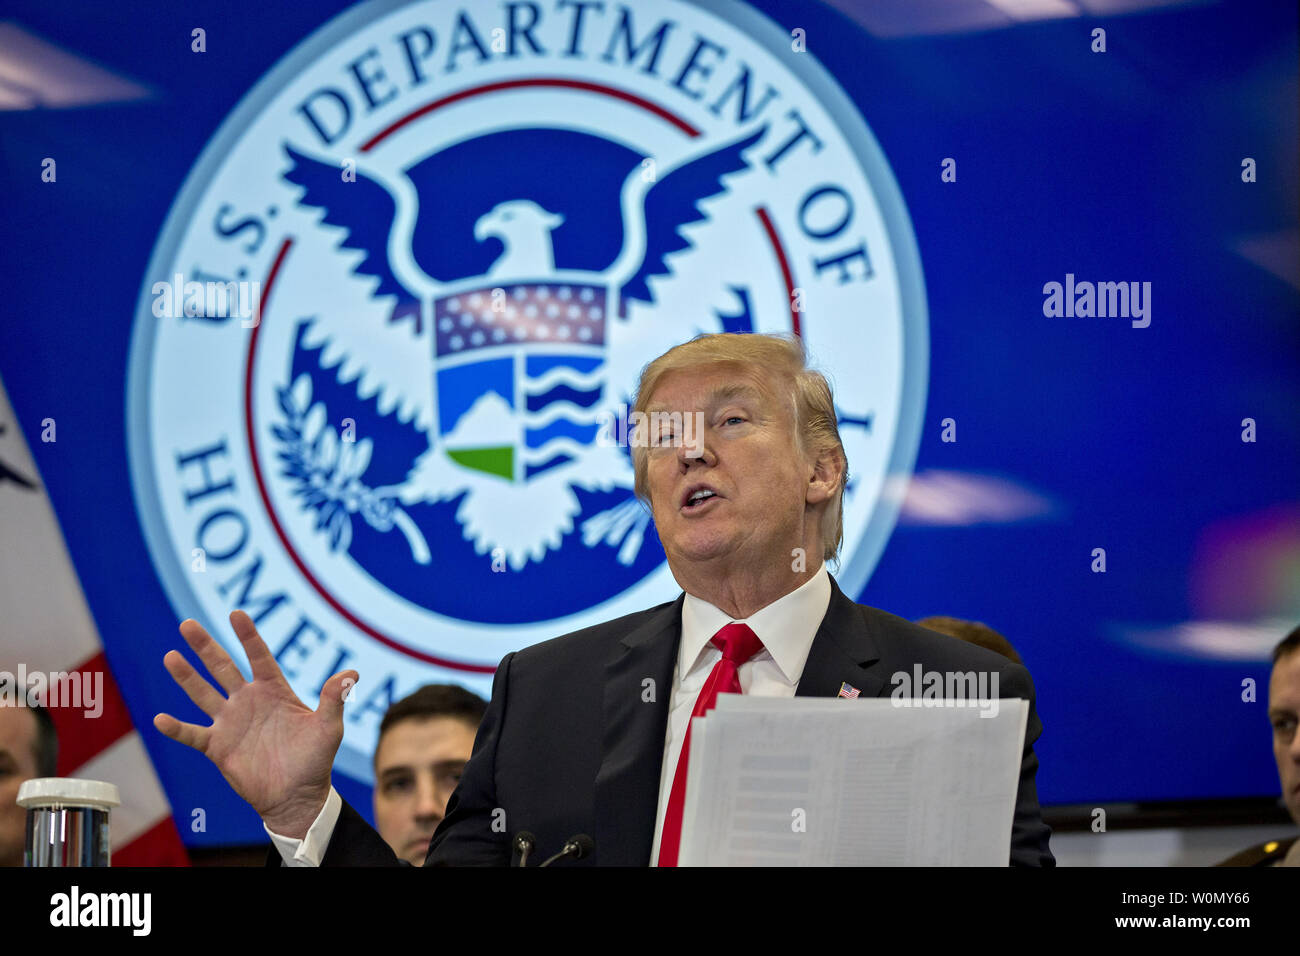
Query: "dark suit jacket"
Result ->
[[1216, 835, 1298, 867], [319, 576, 1055, 866]]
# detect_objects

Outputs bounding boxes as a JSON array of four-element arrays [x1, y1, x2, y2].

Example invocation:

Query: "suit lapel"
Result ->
[[592, 596, 683, 866], [796, 575, 886, 700]]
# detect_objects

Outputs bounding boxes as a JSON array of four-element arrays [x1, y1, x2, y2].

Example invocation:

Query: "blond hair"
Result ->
[[630, 333, 848, 561]]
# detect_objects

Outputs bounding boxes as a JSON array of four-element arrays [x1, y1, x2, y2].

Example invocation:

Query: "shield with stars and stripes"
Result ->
[[433, 281, 609, 484]]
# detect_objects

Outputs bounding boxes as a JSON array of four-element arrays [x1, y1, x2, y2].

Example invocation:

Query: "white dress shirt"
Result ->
[[267, 564, 831, 867], [266, 787, 341, 866], [648, 564, 830, 863]]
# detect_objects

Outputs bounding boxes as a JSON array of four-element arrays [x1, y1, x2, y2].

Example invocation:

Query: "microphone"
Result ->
[[538, 833, 594, 867], [513, 830, 537, 867]]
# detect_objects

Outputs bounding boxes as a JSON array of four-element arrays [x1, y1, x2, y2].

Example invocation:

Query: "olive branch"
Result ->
[[271, 373, 429, 562]]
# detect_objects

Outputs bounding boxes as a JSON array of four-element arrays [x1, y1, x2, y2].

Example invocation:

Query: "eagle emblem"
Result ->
[[272, 125, 766, 572]]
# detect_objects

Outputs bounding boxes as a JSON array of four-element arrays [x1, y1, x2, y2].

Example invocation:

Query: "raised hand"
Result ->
[[153, 610, 359, 839]]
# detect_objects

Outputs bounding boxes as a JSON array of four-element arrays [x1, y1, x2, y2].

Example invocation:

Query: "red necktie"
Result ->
[[657, 621, 764, 867]]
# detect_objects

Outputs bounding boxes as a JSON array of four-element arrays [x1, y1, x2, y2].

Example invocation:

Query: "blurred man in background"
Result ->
[[916, 616, 1023, 665], [372, 684, 485, 865], [0, 693, 57, 867], [1219, 625, 1300, 867]]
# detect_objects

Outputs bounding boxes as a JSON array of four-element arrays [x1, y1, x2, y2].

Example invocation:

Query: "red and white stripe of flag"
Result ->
[[0, 375, 189, 866]]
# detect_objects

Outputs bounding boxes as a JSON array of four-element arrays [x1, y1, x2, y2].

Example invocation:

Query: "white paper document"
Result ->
[[677, 696, 1028, 866]]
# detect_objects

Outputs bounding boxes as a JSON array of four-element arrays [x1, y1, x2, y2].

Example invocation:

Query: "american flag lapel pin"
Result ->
[[837, 681, 860, 699]]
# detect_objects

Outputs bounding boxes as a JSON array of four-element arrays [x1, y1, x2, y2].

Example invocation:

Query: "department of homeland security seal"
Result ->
[[127, 0, 928, 781]]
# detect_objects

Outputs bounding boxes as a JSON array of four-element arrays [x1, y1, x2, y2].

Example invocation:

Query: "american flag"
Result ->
[[0, 375, 189, 865], [837, 682, 861, 699]]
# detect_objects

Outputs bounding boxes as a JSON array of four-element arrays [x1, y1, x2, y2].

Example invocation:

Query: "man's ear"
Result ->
[[805, 446, 844, 506]]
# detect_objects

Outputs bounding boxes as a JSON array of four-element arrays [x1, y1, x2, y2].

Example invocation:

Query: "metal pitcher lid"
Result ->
[[17, 777, 121, 810]]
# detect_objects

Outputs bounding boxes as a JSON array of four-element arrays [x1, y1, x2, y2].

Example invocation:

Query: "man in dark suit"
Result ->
[[321, 581, 1052, 866], [156, 332, 1054, 866]]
